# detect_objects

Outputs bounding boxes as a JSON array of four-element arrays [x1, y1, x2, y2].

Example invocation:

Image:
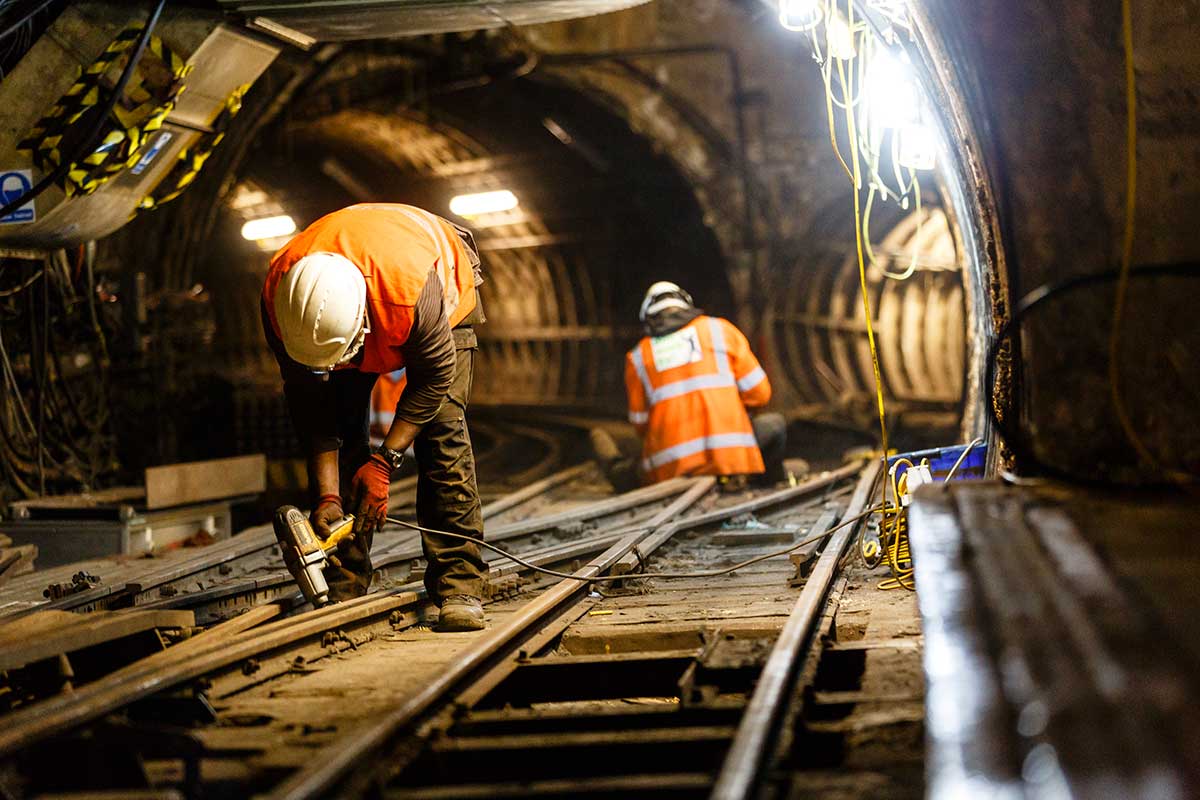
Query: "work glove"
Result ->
[[310, 494, 345, 540], [350, 454, 393, 535]]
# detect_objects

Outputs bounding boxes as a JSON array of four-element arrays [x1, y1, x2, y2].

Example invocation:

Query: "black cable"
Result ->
[[0, 0, 166, 221], [985, 261, 1200, 488], [384, 507, 881, 582], [35, 260, 48, 493], [0, 0, 55, 44]]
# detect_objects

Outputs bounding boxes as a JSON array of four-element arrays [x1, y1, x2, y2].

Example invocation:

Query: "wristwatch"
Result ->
[[376, 445, 405, 471]]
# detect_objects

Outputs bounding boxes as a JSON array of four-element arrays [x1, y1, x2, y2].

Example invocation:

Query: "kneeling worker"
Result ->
[[262, 203, 487, 631], [610, 281, 786, 486]]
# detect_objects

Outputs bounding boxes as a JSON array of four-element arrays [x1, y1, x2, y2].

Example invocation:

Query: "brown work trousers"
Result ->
[[324, 330, 486, 604]]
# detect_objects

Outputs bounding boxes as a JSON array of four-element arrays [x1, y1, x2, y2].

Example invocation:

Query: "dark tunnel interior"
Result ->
[[1, 0, 1196, 500], [57, 26, 975, 484], [2, 3, 1200, 799]]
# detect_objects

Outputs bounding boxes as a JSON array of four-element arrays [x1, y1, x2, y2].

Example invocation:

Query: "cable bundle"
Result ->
[[0, 248, 117, 501]]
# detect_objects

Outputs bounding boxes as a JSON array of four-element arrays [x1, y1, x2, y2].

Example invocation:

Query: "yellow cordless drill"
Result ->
[[272, 505, 356, 607]]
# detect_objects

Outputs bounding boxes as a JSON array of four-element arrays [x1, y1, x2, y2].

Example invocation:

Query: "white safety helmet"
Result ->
[[639, 281, 694, 322], [273, 252, 368, 371]]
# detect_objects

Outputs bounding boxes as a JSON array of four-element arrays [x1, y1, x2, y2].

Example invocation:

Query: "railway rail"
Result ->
[[0, 459, 883, 798]]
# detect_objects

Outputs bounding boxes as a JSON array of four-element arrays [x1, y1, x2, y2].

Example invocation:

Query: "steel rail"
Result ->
[[486, 464, 860, 577], [138, 463, 599, 615], [0, 521, 651, 759], [0, 478, 699, 759], [710, 461, 881, 799], [264, 477, 717, 800], [276, 465, 866, 798], [140, 468, 684, 615], [19, 459, 596, 619], [475, 461, 592, 519]]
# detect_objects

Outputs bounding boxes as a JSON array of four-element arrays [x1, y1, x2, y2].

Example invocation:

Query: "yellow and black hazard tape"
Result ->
[[138, 82, 252, 212], [17, 25, 191, 198]]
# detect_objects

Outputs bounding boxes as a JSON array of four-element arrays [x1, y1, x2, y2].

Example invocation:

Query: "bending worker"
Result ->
[[598, 281, 787, 487], [261, 203, 487, 632]]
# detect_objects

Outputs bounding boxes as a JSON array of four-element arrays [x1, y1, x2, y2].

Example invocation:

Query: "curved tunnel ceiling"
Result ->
[[219, 75, 733, 408], [192, 60, 970, 436]]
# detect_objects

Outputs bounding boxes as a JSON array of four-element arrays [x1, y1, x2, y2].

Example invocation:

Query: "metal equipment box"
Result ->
[[0, 499, 236, 568]]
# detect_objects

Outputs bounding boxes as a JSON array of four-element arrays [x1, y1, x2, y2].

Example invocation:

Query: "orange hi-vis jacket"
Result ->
[[625, 315, 772, 484], [370, 368, 407, 434], [262, 203, 477, 375]]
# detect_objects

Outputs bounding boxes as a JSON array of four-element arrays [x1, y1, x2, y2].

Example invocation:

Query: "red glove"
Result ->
[[310, 494, 345, 540], [351, 454, 393, 534]]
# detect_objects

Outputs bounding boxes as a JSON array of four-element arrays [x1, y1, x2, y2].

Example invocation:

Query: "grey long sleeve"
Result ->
[[394, 270, 455, 425]]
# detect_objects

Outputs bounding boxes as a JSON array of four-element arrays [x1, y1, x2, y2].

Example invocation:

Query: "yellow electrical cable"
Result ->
[[879, 461, 915, 590], [840, 4, 892, 554], [1108, 0, 1174, 480], [862, 179, 923, 281], [823, 62, 855, 182]]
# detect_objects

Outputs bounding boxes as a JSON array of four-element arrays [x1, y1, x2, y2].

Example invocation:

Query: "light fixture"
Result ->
[[449, 190, 519, 217], [241, 214, 296, 241], [865, 49, 920, 130], [897, 123, 937, 170], [826, 13, 856, 59], [778, 0, 822, 31]]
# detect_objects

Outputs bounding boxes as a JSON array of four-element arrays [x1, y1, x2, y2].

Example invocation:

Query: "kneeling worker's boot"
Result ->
[[437, 595, 486, 632]]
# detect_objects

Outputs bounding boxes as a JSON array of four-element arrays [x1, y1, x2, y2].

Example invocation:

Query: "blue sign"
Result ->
[[0, 170, 36, 224], [132, 131, 173, 176]]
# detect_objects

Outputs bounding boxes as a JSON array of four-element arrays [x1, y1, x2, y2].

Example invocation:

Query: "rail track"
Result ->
[[0, 459, 882, 798]]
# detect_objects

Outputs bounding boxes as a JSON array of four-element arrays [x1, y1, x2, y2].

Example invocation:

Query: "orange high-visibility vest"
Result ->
[[625, 315, 772, 484], [262, 204, 477, 375]]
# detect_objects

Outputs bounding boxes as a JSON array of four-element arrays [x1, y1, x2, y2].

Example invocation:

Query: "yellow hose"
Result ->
[[1107, 0, 1179, 482], [841, 34, 892, 545]]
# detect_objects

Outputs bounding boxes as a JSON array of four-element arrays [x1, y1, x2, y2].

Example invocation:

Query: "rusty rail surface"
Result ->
[[269, 462, 867, 798], [0, 474, 694, 759], [711, 460, 881, 799]]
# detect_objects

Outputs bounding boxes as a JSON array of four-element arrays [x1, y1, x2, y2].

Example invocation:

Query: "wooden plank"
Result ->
[[0, 609, 196, 670], [430, 726, 735, 753], [145, 455, 266, 510], [828, 636, 922, 651], [710, 527, 796, 546], [385, 773, 712, 799], [0, 544, 37, 585], [8, 486, 144, 514], [561, 619, 786, 655]]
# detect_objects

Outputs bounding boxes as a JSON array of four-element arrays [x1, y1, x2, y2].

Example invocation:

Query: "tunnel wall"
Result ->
[[916, 0, 1200, 481], [523, 1, 971, 437]]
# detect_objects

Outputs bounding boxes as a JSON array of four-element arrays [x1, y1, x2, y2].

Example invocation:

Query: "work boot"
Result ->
[[437, 595, 486, 632]]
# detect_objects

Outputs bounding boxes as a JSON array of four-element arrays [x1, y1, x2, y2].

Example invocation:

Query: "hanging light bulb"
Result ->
[[778, 0, 822, 31], [897, 123, 938, 170], [866, 49, 920, 130], [826, 13, 856, 59]]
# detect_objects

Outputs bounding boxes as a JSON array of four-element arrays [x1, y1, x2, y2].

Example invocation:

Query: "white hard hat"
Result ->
[[639, 281, 694, 321], [273, 252, 368, 370]]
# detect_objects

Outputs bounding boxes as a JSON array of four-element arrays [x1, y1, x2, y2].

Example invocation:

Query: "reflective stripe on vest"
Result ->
[[633, 318, 736, 407], [641, 432, 760, 472], [737, 366, 767, 392], [629, 410, 649, 425]]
